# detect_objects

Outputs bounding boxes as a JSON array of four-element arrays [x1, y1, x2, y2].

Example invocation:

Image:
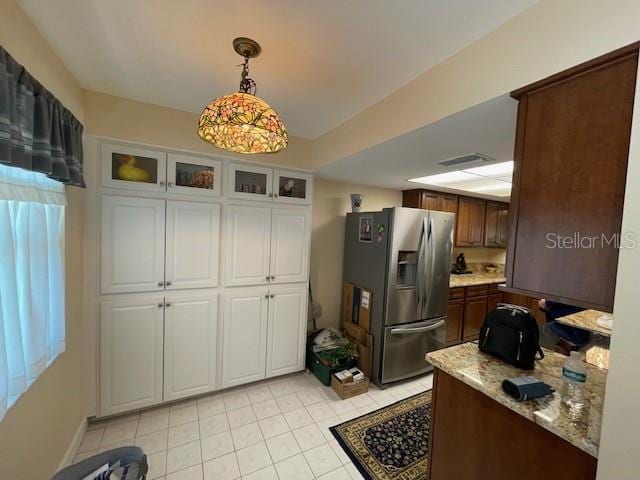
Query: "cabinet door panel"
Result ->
[[440, 194, 459, 214], [487, 293, 503, 313], [164, 293, 218, 401], [273, 169, 313, 205], [166, 201, 220, 290], [166, 153, 222, 197], [267, 285, 307, 378], [456, 197, 486, 247], [270, 209, 310, 284], [484, 201, 509, 248], [446, 299, 464, 346], [222, 289, 268, 387], [462, 296, 488, 342], [227, 163, 273, 201], [101, 196, 165, 294], [101, 143, 167, 192], [225, 205, 272, 286], [100, 297, 164, 416]]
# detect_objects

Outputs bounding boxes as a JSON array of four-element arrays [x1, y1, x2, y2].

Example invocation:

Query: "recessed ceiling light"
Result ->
[[464, 161, 513, 177], [408, 171, 477, 185], [408, 160, 513, 197]]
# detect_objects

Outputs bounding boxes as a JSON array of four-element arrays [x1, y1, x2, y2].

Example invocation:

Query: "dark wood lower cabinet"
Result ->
[[428, 370, 597, 480], [446, 285, 544, 345], [462, 296, 487, 341], [445, 299, 464, 345]]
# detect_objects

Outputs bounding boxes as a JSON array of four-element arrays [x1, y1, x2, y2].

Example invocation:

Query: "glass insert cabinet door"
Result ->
[[101, 143, 167, 192], [227, 163, 273, 200], [167, 153, 222, 197], [273, 169, 312, 205]]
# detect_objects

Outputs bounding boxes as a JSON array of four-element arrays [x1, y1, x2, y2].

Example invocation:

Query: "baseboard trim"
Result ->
[[57, 417, 88, 471]]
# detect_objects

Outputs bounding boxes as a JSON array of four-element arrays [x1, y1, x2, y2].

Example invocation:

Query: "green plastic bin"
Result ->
[[306, 335, 357, 386]]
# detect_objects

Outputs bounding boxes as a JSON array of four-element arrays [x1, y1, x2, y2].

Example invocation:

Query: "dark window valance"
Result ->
[[0, 46, 85, 187]]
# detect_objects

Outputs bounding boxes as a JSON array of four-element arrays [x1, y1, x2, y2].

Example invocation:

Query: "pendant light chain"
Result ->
[[238, 56, 257, 95]]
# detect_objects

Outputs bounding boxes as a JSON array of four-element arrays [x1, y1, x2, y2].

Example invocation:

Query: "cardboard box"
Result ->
[[342, 323, 373, 379], [342, 282, 372, 333], [331, 374, 370, 399]]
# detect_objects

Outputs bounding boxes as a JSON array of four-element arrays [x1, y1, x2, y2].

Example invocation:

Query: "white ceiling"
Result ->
[[17, 0, 536, 139], [316, 94, 518, 200]]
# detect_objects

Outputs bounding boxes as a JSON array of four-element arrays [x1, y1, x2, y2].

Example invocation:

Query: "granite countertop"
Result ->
[[426, 343, 606, 458], [449, 272, 506, 288], [556, 309, 612, 337]]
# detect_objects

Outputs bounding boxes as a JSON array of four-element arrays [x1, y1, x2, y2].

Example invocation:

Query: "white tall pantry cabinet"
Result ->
[[95, 141, 312, 417]]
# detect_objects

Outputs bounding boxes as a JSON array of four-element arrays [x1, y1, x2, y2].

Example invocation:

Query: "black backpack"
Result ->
[[478, 304, 544, 370]]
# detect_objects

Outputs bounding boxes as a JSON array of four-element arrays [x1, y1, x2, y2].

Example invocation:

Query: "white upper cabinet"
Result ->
[[101, 196, 166, 294], [222, 289, 269, 388], [165, 201, 220, 290], [225, 205, 272, 286], [273, 169, 313, 205], [102, 143, 167, 192], [167, 153, 222, 197], [226, 163, 313, 205], [100, 296, 164, 416], [270, 209, 311, 284], [227, 163, 273, 201], [266, 285, 308, 377], [164, 292, 218, 401]]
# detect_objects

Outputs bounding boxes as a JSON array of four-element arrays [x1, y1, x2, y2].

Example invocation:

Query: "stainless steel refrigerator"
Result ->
[[343, 207, 454, 386]]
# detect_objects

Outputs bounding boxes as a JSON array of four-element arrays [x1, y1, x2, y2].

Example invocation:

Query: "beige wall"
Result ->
[[310, 178, 402, 329], [0, 0, 87, 478], [312, 0, 640, 169], [83, 91, 313, 169]]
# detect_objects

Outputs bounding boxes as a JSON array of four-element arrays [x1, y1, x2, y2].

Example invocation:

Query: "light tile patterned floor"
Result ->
[[74, 371, 433, 480]]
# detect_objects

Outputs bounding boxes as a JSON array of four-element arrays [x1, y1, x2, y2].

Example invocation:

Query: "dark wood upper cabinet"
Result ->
[[402, 189, 458, 214], [439, 193, 458, 214], [484, 201, 509, 248], [506, 44, 638, 312], [455, 196, 486, 247]]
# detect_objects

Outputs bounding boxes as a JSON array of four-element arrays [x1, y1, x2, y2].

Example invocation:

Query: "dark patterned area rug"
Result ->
[[330, 391, 431, 480]]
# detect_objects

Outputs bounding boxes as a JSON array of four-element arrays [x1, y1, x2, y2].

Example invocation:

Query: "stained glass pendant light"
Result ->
[[198, 37, 288, 154]]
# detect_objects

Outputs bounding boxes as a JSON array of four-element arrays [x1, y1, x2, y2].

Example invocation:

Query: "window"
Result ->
[[0, 164, 66, 420]]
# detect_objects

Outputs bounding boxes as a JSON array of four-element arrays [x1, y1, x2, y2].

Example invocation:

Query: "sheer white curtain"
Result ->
[[0, 163, 66, 421]]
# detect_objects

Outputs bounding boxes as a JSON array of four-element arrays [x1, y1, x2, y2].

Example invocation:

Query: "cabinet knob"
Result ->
[[266, 276, 270, 281], [270, 294, 274, 298], [159, 181, 166, 186], [166, 281, 172, 286], [268, 193, 273, 198], [165, 302, 172, 307], [157, 303, 163, 308], [270, 276, 275, 280], [158, 281, 164, 287], [168, 182, 174, 187], [273, 194, 278, 199], [265, 294, 269, 299]]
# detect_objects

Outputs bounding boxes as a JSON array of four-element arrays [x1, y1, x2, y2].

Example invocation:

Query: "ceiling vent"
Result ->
[[437, 153, 495, 168]]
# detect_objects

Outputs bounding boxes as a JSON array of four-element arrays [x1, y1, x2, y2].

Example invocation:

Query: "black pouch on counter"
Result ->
[[478, 304, 544, 370], [502, 376, 555, 402]]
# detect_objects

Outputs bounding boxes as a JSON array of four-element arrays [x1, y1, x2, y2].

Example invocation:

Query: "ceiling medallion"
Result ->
[[198, 37, 288, 154]]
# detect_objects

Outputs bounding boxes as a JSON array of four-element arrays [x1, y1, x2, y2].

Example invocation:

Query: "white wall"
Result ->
[[596, 61, 640, 480]]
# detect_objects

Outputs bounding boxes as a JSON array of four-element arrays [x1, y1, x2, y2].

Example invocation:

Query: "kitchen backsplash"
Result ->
[[453, 247, 506, 265]]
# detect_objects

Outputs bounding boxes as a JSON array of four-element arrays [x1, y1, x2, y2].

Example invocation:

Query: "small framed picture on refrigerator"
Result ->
[[359, 216, 373, 243]]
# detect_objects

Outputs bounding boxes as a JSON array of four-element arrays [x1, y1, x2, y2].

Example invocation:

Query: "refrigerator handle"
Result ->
[[426, 217, 436, 308], [390, 318, 445, 334], [416, 221, 425, 316]]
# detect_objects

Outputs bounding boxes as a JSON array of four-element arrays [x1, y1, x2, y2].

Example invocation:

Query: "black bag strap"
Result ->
[[537, 347, 545, 360]]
